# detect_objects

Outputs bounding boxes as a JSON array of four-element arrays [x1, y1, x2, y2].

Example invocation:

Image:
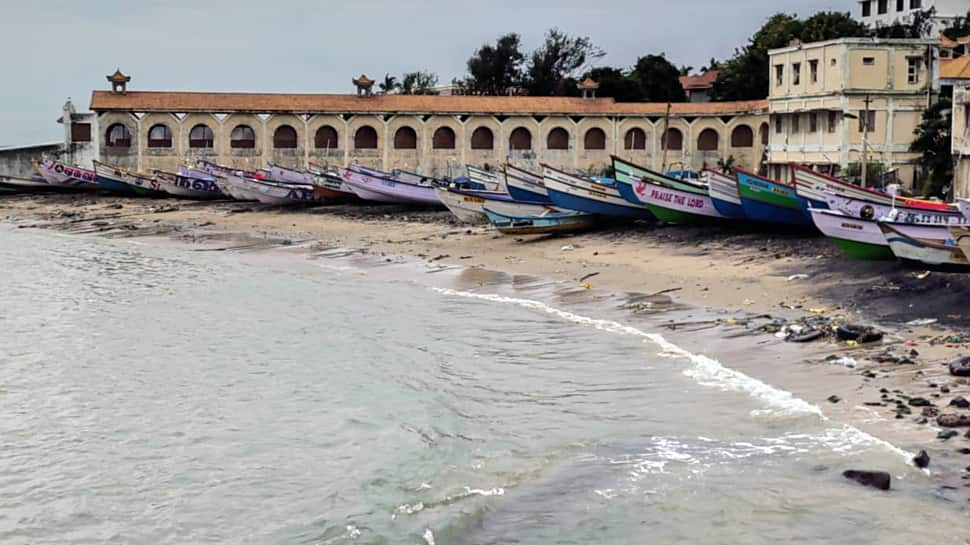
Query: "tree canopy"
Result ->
[[523, 29, 604, 96], [399, 71, 439, 95], [457, 33, 526, 95], [911, 94, 953, 198], [631, 54, 687, 102], [943, 10, 970, 40]]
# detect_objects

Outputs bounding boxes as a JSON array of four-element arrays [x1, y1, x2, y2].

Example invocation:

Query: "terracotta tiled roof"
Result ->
[[941, 34, 970, 48], [106, 69, 130, 83], [679, 70, 719, 91], [89, 90, 766, 116], [942, 57, 970, 80], [577, 77, 600, 90]]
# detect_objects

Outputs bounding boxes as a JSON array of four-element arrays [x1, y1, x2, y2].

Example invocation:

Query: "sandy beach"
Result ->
[[4, 192, 970, 497]]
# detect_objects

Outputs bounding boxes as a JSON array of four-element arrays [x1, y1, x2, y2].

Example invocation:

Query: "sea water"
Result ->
[[0, 225, 967, 544]]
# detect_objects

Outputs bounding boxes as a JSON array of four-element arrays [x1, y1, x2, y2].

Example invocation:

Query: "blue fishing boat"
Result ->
[[92, 161, 158, 196], [484, 202, 598, 235], [505, 164, 552, 204], [542, 164, 652, 219], [735, 168, 813, 226], [704, 169, 747, 220]]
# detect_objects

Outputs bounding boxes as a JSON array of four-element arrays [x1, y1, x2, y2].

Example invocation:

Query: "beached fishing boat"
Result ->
[[619, 163, 725, 223], [0, 174, 57, 193], [505, 164, 550, 203], [434, 185, 516, 224], [879, 222, 969, 267], [957, 198, 970, 221], [704, 169, 747, 220], [93, 161, 166, 196], [950, 226, 970, 259], [484, 204, 597, 235], [808, 208, 893, 260], [791, 163, 954, 214], [735, 169, 812, 226], [33, 159, 99, 189], [269, 162, 350, 200], [153, 171, 224, 200], [467, 165, 506, 192], [543, 164, 651, 219], [824, 193, 965, 225], [338, 167, 442, 206], [222, 175, 321, 205], [307, 163, 357, 197]]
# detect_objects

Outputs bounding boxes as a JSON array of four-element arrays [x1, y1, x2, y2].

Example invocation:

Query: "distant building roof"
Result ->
[[941, 57, 970, 80], [89, 90, 767, 116], [679, 70, 719, 91], [941, 33, 970, 49]]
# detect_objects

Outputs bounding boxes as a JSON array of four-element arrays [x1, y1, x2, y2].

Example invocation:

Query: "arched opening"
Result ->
[[697, 128, 719, 151], [189, 124, 214, 148], [230, 125, 256, 149], [730, 125, 753, 148], [393, 126, 417, 149], [315, 125, 339, 149], [105, 123, 131, 148], [661, 128, 683, 151], [759, 123, 769, 145], [432, 126, 456, 149], [547, 127, 569, 150], [273, 125, 298, 149], [147, 124, 172, 148], [470, 127, 494, 149], [354, 125, 378, 149], [509, 127, 532, 150], [584, 128, 606, 150], [624, 128, 646, 150]]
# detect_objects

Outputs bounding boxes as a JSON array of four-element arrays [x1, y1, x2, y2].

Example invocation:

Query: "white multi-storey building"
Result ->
[[858, 0, 968, 36]]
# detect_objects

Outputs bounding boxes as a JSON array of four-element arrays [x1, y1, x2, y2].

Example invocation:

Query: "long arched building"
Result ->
[[89, 75, 769, 177]]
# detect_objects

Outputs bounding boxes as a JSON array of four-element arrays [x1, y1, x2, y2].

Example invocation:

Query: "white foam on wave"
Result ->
[[431, 287, 917, 466]]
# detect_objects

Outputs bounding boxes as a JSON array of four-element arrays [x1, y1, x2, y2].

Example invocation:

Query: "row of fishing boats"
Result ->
[[15, 155, 970, 269]]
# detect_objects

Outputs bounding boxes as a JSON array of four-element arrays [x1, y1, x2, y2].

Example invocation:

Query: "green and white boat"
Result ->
[[808, 208, 893, 260]]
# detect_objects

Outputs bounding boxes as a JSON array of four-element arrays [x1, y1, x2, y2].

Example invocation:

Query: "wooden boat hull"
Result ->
[[435, 186, 490, 223], [792, 164, 954, 213], [809, 209, 893, 260], [93, 162, 166, 197], [467, 165, 506, 192], [543, 165, 651, 219], [825, 193, 964, 225], [505, 165, 550, 204], [338, 168, 442, 206], [228, 177, 321, 205], [879, 222, 969, 267], [153, 171, 224, 199], [949, 226, 970, 259], [610, 156, 709, 215], [484, 206, 597, 235], [705, 170, 747, 220], [736, 170, 812, 226], [34, 159, 99, 190], [957, 198, 970, 222], [631, 177, 725, 224]]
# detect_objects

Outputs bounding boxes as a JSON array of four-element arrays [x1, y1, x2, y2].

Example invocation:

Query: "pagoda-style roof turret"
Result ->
[[107, 68, 131, 94], [577, 77, 599, 98], [353, 74, 375, 96]]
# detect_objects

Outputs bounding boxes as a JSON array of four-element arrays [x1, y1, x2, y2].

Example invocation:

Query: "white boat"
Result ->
[[825, 193, 964, 225], [33, 159, 99, 189], [153, 171, 224, 200], [809, 208, 893, 260], [338, 167, 441, 205], [505, 164, 549, 202], [957, 198, 970, 222], [434, 186, 490, 223], [880, 222, 969, 267], [467, 165, 506, 192]]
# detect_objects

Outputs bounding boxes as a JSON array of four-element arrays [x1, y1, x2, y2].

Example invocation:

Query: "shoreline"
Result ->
[[3, 192, 970, 499]]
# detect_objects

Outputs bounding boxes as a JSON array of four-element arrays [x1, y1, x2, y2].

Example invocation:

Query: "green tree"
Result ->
[[524, 28, 605, 96], [378, 74, 398, 94], [871, 7, 937, 38], [943, 10, 970, 40], [800, 11, 867, 42], [399, 71, 439, 95], [631, 54, 687, 102], [910, 95, 954, 197], [460, 33, 525, 95], [574, 66, 642, 102]]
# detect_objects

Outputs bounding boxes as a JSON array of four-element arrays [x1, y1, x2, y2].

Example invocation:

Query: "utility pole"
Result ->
[[861, 94, 871, 187], [660, 102, 672, 173]]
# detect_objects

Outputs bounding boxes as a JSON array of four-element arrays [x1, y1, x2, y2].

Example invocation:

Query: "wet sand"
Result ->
[[3, 193, 970, 498]]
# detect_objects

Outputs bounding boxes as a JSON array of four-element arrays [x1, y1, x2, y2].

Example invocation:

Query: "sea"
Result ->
[[0, 224, 967, 545]]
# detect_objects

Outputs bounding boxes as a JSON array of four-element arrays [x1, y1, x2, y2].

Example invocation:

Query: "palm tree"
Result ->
[[379, 74, 398, 95], [716, 155, 736, 173]]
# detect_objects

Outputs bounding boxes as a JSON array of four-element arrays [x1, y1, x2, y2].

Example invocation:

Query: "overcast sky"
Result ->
[[0, 0, 857, 145]]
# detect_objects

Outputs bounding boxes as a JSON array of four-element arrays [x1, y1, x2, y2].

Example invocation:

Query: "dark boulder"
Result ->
[[913, 450, 931, 469], [949, 356, 970, 377], [950, 396, 970, 409], [937, 413, 970, 427], [827, 395, 841, 403], [938, 430, 959, 440], [908, 397, 932, 407], [843, 470, 891, 490]]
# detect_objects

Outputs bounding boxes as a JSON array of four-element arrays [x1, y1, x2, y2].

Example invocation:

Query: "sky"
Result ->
[[0, 0, 857, 145]]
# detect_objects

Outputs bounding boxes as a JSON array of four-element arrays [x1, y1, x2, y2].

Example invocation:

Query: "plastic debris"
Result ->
[[833, 357, 858, 368], [786, 274, 810, 281], [560, 244, 575, 251], [915, 271, 931, 280], [809, 307, 828, 314], [906, 318, 938, 326]]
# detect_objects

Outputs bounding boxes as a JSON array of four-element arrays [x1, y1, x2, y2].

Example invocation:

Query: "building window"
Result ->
[[189, 124, 214, 148], [773, 164, 782, 181], [470, 127, 494, 149], [509, 127, 532, 150], [910, 0, 921, 8], [792, 62, 801, 85], [862, 57, 875, 66], [71, 123, 92, 142], [858, 110, 876, 132], [354, 125, 378, 149], [697, 128, 719, 151], [792, 114, 800, 133], [314, 125, 338, 149], [230, 125, 256, 149], [760, 123, 769, 145], [809, 113, 818, 133], [661, 128, 683, 151], [775, 64, 784, 86], [147, 124, 172, 148], [730, 125, 753, 148], [584, 128, 606, 150], [624, 128, 646, 150], [809, 60, 819, 83], [862, 0, 871, 17], [828, 111, 838, 133], [273, 125, 298, 149], [547, 127, 569, 150], [907, 57, 922, 84], [432, 126, 456, 149], [877, 0, 887, 14], [393, 126, 417, 149], [105, 123, 131, 148], [774, 114, 783, 134], [896, 0, 904, 10]]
